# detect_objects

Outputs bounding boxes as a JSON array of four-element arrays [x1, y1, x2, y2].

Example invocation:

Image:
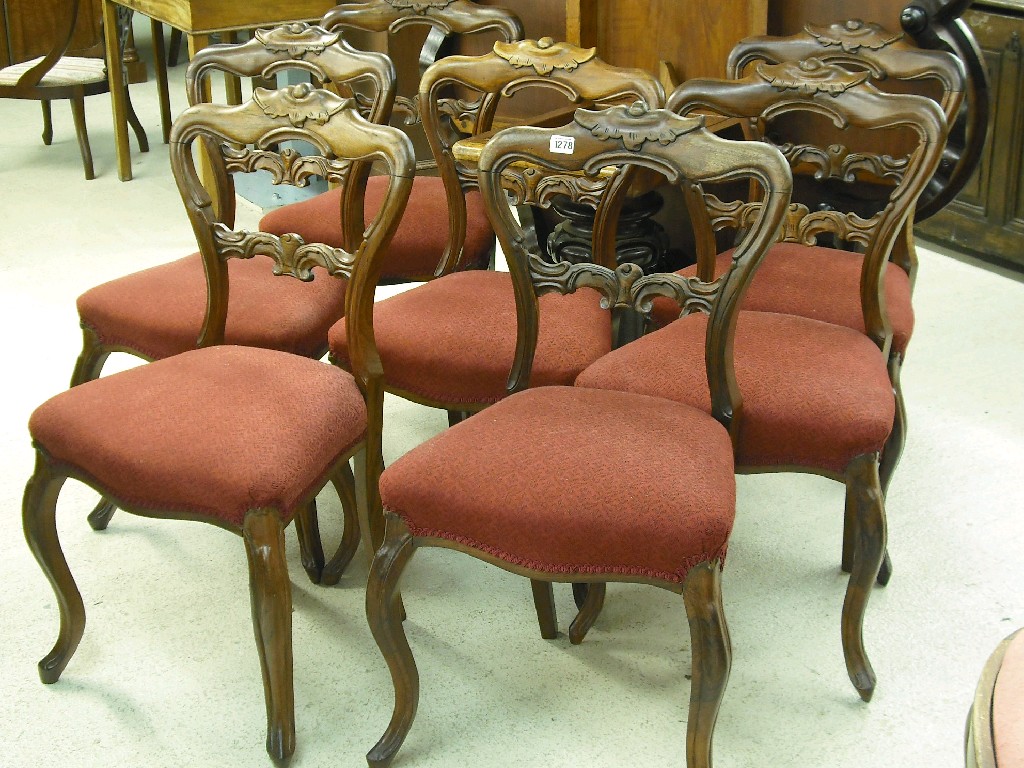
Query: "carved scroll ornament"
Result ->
[[776, 141, 908, 182], [575, 102, 702, 151], [501, 164, 610, 208], [755, 59, 871, 95], [220, 146, 351, 187], [253, 23, 341, 57], [804, 19, 903, 52], [212, 226, 357, 281], [384, 0, 457, 11], [493, 37, 596, 75], [253, 83, 351, 127]]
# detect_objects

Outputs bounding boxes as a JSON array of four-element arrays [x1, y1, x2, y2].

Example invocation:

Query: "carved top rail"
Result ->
[[169, 82, 414, 387], [728, 19, 966, 119], [477, 102, 792, 442], [421, 36, 665, 276], [185, 22, 396, 123], [668, 59, 948, 356]]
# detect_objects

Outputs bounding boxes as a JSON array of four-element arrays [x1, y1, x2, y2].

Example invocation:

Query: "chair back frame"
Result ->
[[477, 103, 792, 442], [168, 86, 415, 401], [421, 37, 666, 276], [667, 59, 948, 358], [183, 22, 398, 241]]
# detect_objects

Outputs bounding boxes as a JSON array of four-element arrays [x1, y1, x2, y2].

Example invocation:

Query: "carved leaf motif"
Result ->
[[394, 94, 422, 126], [775, 141, 908, 182], [528, 250, 645, 310], [384, 0, 456, 10], [493, 37, 596, 75], [436, 96, 485, 134], [755, 59, 871, 94], [254, 23, 341, 56], [220, 145, 350, 187], [253, 83, 351, 127], [704, 194, 764, 233], [632, 273, 721, 318], [778, 203, 881, 246], [575, 102, 702, 151], [500, 165, 609, 208], [804, 19, 903, 52], [213, 226, 357, 280]]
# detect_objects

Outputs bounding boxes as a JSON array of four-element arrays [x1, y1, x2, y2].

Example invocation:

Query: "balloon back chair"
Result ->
[[23, 83, 414, 761], [259, 0, 525, 283], [709, 22, 967, 584], [328, 37, 665, 430], [576, 60, 949, 702], [363, 102, 792, 768], [71, 23, 395, 542], [0, 0, 148, 179]]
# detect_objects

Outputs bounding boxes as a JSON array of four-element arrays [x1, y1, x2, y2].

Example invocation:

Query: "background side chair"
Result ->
[[328, 38, 664, 430], [23, 83, 414, 763], [71, 23, 394, 547], [716, 24, 967, 581], [364, 103, 792, 768], [575, 61, 949, 703], [657, 49, 957, 587], [259, 0, 525, 284], [0, 0, 147, 179], [967, 628, 1024, 768]]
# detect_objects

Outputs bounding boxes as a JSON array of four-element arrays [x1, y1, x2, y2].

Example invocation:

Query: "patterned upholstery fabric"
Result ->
[[380, 386, 735, 582], [576, 311, 895, 474], [0, 56, 106, 87], [29, 346, 367, 527], [259, 175, 495, 281], [329, 270, 612, 406], [651, 244, 914, 355], [995, 630, 1024, 767], [78, 253, 346, 360]]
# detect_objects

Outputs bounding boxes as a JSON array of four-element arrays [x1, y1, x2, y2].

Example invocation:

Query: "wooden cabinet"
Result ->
[[1, 0, 105, 66], [915, 1, 1024, 269]]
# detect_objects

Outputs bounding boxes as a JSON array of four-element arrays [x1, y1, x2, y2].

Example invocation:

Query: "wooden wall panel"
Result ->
[[768, 0, 904, 35], [4, 0, 104, 63]]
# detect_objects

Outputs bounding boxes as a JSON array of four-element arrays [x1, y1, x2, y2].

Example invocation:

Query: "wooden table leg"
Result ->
[[186, 33, 227, 220], [222, 30, 244, 106], [151, 19, 172, 143], [102, 0, 132, 181]]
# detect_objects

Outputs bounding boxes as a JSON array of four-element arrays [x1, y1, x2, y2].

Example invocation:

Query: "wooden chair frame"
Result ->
[[663, 60, 948, 699], [24, 84, 414, 761], [365, 102, 792, 768]]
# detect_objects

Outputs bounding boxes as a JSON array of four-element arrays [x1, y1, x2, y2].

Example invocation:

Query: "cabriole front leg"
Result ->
[[23, 453, 82, 684], [243, 509, 295, 763], [683, 561, 731, 768], [841, 454, 887, 702], [366, 513, 419, 768]]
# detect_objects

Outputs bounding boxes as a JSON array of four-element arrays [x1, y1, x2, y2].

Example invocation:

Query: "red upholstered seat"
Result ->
[[995, 630, 1024, 767], [29, 345, 367, 527], [380, 386, 735, 582], [77, 253, 345, 361], [651, 244, 914, 355], [259, 175, 495, 282], [576, 311, 894, 474], [329, 270, 612, 406]]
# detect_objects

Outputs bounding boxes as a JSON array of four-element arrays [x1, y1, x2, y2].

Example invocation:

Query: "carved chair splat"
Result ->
[[576, 61, 948, 702], [365, 102, 792, 768], [24, 81, 414, 763]]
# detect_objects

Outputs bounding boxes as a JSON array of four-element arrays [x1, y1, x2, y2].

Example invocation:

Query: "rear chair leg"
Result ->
[[69, 92, 95, 181], [294, 499, 325, 585], [569, 582, 606, 645], [530, 580, 558, 640], [322, 461, 361, 586], [41, 101, 53, 145]]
